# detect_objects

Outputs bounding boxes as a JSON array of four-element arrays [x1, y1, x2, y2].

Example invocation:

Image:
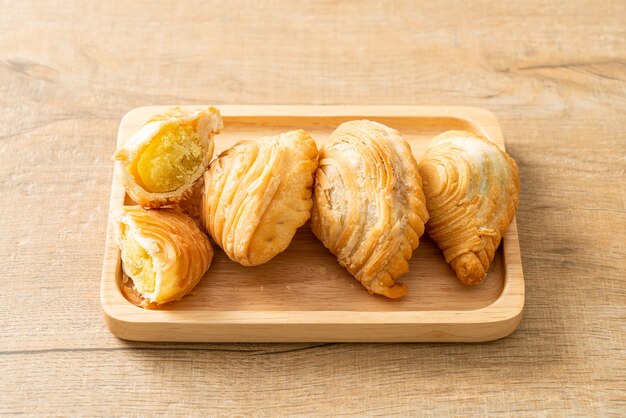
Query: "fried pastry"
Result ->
[[115, 206, 213, 306], [418, 130, 520, 285], [311, 120, 429, 298], [114, 107, 223, 208], [201, 130, 318, 266]]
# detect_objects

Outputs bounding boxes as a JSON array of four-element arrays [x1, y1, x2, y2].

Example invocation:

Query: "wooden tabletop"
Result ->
[[1, 1, 624, 415]]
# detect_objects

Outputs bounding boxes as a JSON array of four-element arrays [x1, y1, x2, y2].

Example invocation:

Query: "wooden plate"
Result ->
[[101, 105, 524, 342]]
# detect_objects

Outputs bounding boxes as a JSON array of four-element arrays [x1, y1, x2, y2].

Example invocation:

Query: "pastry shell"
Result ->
[[114, 107, 223, 208], [418, 130, 520, 285], [115, 206, 213, 307], [311, 120, 429, 298], [201, 130, 318, 266]]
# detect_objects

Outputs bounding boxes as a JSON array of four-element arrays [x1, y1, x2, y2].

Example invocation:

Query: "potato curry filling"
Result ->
[[136, 124, 204, 193], [119, 226, 156, 294]]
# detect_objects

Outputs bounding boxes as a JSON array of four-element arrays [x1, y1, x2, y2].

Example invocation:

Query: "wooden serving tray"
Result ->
[[101, 105, 524, 342]]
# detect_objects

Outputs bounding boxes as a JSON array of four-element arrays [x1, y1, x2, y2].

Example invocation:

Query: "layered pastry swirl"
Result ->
[[418, 130, 520, 285], [311, 120, 429, 298], [115, 206, 213, 306], [201, 130, 318, 266]]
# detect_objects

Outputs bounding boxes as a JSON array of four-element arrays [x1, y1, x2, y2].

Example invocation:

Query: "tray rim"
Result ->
[[101, 105, 524, 342]]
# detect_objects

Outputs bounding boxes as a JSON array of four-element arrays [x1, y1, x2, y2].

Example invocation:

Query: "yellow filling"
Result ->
[[120, 226, 156, 295], [136, 123, 204, 193]]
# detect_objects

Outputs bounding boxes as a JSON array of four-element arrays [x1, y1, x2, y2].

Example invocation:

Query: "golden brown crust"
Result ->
[[113, 107, 223, 208], [311, 120, 429, 298], [119, 276, 163, 310], [418, 130, 520, 285], [169, 177, 204, 220], [201, 130, 318, 266], [137, 187, 195, 209], [115, 206, 213, 306]]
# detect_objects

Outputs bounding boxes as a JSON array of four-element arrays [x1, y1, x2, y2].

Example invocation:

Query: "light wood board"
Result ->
[[101, 105, 524, 342]]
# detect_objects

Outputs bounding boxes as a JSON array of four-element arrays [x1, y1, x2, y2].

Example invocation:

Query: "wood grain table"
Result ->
[[1, 1, 624, 415]]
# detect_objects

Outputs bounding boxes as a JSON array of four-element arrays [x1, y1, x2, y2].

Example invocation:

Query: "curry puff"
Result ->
[[114, 107, 223, 208], [115, 206, 213, 307], [418, 130, 520, 286], [201, 130, 318, 266], [311, 120, 429, 298]]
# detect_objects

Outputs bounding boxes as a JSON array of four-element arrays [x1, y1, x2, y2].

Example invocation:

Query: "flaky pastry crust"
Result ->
[[311, 120, 429, 298], [115, 206, 213, 306], [418, 130, 520, 285], [201, 130, 318, 266], [114, 107, 223, 208]]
